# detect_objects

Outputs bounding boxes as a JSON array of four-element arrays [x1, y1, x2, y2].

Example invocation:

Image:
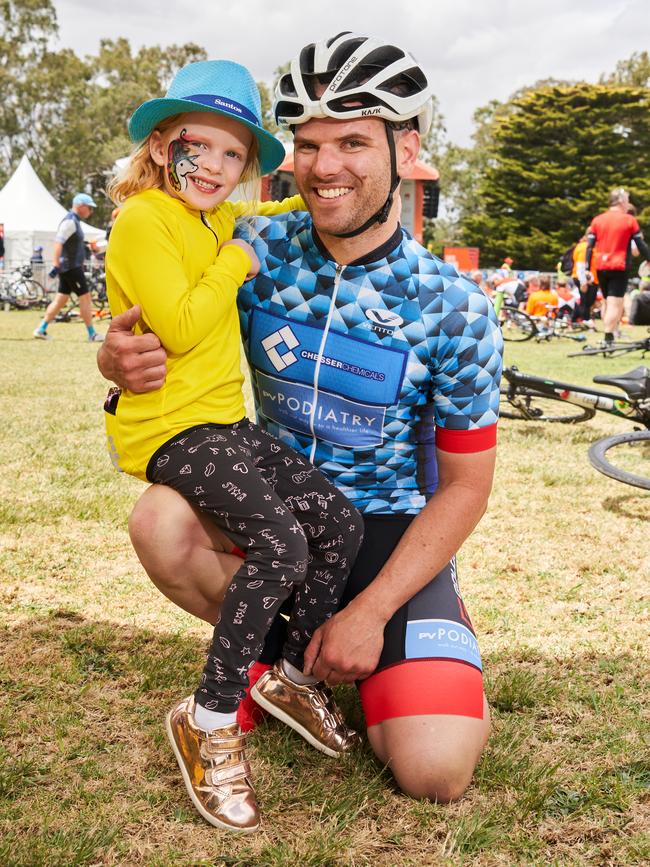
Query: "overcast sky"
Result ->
[[54, 0, 648, 146]]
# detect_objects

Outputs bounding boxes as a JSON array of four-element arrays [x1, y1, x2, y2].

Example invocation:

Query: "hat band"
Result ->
[[184, 93, 260, 126]]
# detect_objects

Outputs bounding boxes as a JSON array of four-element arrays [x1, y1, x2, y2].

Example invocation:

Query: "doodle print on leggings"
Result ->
[[149, 422, 364, 711]]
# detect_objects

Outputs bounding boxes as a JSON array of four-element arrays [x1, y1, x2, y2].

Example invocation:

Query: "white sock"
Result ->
[[281, 658, 318, 685], [193, 703, 238, 732]]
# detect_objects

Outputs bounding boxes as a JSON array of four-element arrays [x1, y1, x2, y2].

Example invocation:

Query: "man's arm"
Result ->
[[632, 230, 650, 263], [96, 304, 168, 393], [303, 445, 496, 683], [52, 241, 63, 269]]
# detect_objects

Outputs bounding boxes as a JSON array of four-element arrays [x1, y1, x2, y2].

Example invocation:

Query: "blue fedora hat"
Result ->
[[128, 60, 285, 175]]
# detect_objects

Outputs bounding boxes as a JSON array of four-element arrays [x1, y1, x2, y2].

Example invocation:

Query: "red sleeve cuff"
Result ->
[[436, 423, 497, 453]]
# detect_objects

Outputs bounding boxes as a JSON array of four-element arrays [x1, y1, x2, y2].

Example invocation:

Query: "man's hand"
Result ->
[[96, 305, 167, 392], [302, 599, 387, 684]]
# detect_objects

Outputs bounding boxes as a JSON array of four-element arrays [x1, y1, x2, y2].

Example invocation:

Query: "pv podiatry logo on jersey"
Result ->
[[261, 325, 300, 372], [249, 308, 409, 448], [365, 308, 403, 336]]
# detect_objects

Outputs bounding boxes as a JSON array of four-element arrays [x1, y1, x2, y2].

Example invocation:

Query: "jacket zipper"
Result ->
[[308, 263, 343, 464], [200, 211, 219, 247]]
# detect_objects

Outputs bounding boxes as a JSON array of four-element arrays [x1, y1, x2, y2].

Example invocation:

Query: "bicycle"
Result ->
[[0, 264, 46, 309], [531, 307, 588, 343], [54, 263, 111, 322], [568, 331, 650, 359], [500, 365, 650, 489], [492, 287, 537, 342]]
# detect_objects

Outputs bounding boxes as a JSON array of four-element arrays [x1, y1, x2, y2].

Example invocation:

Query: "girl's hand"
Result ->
[[222, 239, 260, 280]]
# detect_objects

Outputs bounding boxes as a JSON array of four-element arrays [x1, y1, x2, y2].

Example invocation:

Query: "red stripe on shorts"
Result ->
[[359, 659, 484, 726], [435, 424, 497, 453]]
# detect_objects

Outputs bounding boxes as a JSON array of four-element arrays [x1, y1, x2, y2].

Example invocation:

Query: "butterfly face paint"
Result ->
[[167, 129, 201, 192]]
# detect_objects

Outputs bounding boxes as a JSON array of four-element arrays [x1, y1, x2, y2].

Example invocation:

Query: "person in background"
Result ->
[[493, 272, 527, 310], [525, 274, 558, 317], [629, 264, 650, 325], [555, 275, 580, 320], [33, 193, 104, 342], [586, 188, 650, 345], [470, 270, 490, 297]]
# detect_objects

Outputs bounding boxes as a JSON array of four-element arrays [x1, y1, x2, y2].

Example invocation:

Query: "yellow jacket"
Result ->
[[105, 188, 303, 480]]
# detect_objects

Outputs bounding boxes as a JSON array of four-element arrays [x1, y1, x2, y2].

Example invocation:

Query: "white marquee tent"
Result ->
[[0, 155, 105, 268]]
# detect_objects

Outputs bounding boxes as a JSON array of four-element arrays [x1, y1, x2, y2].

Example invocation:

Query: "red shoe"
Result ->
[[237, 661, 272, 732]]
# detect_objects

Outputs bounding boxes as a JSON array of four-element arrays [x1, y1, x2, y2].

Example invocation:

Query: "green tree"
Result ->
[[0, 0, 58, 182], [460, 83, 650, 269], [602, 50, 650, 88]]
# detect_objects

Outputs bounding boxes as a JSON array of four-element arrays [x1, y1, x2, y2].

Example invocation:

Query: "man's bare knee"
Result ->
[[389, 754, 474, 803], [369, 706, 490, 803], [128, 485, 200, 579]]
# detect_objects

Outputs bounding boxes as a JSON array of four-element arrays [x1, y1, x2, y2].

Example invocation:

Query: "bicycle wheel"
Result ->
[[8, 279, 33, 308], [499, 387, 595, 422], [24, 279, 45, 306], [588, 430, 650, 490], [500, 308, 537, 342]]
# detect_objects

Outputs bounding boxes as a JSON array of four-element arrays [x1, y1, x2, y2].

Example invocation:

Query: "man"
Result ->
[[586, 188, 650, 345], [492, 273, 527, 310], [98, 32, 503, 816], [33, 193, 104, 342], [525, 274, 558, 318]]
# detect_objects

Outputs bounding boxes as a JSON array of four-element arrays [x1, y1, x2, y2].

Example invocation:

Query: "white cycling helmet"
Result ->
[[274, 32, 433, 135], [274, 33, 433, 238]]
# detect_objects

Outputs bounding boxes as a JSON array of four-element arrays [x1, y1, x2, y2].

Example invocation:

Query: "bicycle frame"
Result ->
[[503, 367, 650, 426]]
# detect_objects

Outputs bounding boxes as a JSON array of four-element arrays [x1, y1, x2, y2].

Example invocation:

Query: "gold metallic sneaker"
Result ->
[[165, 695, 260, 833], [250, 662, 359, 758]]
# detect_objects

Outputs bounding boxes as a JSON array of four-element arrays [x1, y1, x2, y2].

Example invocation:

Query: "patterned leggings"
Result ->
[[147, 421, 364, 712]]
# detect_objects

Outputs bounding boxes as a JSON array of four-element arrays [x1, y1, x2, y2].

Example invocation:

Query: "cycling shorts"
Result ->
[[340, 515, 485, 726], [258, 513, 485, 725], [59, 267, 89, 297], [597, 270, 627, 299]]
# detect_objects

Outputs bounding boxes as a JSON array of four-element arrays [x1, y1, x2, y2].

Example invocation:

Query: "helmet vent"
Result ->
[[378, 66, 428, 96], [329, 37, 367, 71]]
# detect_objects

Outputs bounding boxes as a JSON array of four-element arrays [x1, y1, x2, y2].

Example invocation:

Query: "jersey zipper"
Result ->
[[200, 211, 219, 247], [308, 262, 343, 463]]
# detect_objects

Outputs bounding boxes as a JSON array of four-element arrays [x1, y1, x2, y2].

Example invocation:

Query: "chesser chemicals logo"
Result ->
[[365, 308, 404, 336], [261, 326, 300, 372]]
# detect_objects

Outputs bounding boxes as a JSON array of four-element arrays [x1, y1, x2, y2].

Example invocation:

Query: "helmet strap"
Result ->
[[331, 122, 400, 239]]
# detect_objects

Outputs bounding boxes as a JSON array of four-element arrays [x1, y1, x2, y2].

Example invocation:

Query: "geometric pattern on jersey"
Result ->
[[237, 212, 503, 515]]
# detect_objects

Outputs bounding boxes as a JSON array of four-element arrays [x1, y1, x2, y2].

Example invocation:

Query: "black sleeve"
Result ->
[[632, 231, 650, 262]]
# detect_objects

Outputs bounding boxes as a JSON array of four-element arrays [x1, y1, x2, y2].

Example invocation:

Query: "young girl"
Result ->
[[105, 60, 363, 833]]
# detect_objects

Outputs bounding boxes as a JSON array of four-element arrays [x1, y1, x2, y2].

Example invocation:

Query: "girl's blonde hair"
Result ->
[[107, 113, 261, 206]]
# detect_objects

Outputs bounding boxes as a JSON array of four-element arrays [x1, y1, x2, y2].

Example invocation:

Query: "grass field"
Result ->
[[1, 310, 649, 866]]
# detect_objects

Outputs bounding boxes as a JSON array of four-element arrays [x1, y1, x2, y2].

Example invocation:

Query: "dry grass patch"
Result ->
[[1, 310, 649, 865]]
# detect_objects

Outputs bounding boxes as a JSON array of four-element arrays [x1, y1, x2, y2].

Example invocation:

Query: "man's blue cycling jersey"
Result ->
[[237, 212, 503, 515]]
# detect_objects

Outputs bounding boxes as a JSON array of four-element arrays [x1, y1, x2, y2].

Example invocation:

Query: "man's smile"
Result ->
[[315, 187, 353, 199]]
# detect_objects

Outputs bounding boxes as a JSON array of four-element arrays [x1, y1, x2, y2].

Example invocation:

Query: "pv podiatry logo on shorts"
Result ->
[[365, 308, 403, 336], [261, 325, 299, 372], [405, 618, 482, 670]]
